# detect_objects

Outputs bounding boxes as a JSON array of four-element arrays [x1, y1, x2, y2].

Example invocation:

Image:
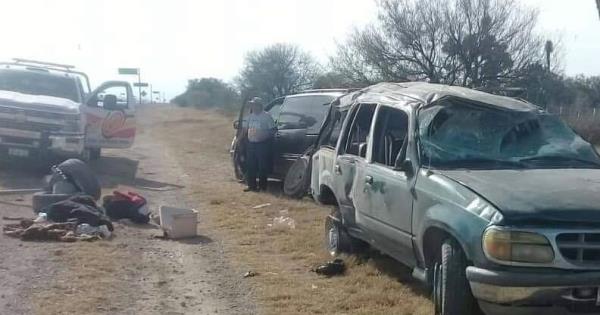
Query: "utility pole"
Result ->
[[137, 68, 142, 105], [118, 67, 143, 104]]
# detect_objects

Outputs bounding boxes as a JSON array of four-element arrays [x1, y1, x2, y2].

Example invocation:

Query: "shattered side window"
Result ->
[[418, 99, 600, 169]]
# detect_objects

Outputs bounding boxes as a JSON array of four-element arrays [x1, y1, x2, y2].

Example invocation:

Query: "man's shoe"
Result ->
[[244, 187, 258, 192]]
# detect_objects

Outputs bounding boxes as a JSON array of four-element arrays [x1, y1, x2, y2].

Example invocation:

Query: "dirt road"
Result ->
[[0, 104, 432, 315], [0, 106, 255, 315]]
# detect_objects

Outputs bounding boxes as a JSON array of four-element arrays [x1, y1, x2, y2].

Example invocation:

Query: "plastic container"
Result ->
[[159, 206, 198, 239]]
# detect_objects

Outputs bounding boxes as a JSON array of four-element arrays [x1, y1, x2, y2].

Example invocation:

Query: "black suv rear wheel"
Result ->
[[432, 239, 478, 315]]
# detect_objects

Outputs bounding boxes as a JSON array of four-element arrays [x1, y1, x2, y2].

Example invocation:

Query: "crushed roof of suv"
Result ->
[[338, 82, 539, 112]]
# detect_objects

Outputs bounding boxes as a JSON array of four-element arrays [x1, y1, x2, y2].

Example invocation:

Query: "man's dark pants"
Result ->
[[246, 140, 271, 191]]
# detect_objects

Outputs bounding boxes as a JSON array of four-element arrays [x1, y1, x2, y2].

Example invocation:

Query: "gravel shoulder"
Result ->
[[0, 104, 433, 315], [0, 105, 255, 315]]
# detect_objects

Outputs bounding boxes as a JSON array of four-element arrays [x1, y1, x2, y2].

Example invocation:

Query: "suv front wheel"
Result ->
[[433, 239, 478, 315]]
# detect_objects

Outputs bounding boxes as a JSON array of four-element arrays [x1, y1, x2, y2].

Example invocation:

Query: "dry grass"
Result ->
[[146, 105, 433, 315]]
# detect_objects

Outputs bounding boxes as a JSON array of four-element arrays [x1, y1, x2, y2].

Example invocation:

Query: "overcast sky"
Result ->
[[0, 0, 598, 99]]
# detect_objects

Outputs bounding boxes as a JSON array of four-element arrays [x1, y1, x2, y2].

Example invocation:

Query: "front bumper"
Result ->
[[0, 131, 85, 160], [467, 266, 600, 314]]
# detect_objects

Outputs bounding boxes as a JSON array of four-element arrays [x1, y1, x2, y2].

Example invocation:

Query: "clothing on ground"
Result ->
[[43, 194, 114, 231]]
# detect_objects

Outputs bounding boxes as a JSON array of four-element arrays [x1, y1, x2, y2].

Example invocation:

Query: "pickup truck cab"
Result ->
[[311, 82, 600, 315], [0, 59, 136, 162]]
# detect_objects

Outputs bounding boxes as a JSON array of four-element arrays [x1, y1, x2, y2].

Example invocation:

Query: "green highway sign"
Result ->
[[118, 68, 139, 75], [133, 82, 149, 87]]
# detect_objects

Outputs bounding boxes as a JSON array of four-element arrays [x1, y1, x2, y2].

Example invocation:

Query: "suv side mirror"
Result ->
[[233, 120, 240, 130], [359, 143, 367, 158]]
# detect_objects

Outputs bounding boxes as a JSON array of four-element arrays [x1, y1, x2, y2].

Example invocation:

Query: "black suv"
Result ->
[[230, 90, 348, 189]]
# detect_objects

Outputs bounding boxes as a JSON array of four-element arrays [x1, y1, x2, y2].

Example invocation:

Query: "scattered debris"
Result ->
[[252, 203, 271, 209], [243, 271, 257, 278], [312, 259, 346, 277], [159, 206, 198, 239], [268, 216, 296, 230], [76, 223, 112, 238], [311, 284, 318, 290], [103, 191, 150, 224], [2, 216, 28, 221], [44, 195, 113, 231]]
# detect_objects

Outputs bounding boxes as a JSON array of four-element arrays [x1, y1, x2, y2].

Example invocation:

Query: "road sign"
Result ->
[[118, 68, 139, 75], [133, 82, 149, 87]]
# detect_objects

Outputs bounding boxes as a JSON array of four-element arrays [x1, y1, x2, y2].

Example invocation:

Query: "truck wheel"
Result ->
[[283, 156, 310, 199], [233, 146, 245, 182], [32, 192, 71, 213], [433, 239, 478, 315]]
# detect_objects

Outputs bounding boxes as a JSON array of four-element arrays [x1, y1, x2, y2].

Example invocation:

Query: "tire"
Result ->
[[283, 156, 310, 199], [32, 192, 71, 213], [324, 209, 367, 256], [53, 159, 101, 200], [433, 239, 478, 315], [233, 143, 245, 182]]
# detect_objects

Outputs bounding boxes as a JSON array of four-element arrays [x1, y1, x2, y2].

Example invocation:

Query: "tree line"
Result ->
[[172, 0, 599, 124]]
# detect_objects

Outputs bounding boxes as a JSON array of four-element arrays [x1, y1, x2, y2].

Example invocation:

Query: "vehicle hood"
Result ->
[[438, 169, 600, 224], [0, 90, 80, 113]]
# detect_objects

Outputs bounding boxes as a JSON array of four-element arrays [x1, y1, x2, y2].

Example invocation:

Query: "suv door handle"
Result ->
[[365, 175, 374, 185], [334, 164, 341, 175]]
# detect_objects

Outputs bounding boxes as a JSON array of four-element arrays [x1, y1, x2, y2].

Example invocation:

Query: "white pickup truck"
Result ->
[[0, 59, 136, 161]]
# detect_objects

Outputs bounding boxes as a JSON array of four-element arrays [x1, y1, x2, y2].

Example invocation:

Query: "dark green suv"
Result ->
[[311, 82, 600, 315]]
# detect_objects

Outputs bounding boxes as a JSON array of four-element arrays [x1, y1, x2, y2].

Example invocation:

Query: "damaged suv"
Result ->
[[311, 82, 600, 315]]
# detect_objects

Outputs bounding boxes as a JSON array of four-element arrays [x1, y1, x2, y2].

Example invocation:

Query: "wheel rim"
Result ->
[[433, 262, 443, 315], [327, 222, 339, 256]]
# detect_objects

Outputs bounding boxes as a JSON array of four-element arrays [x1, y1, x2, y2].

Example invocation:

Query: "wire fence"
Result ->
[[547, 105, 600, 144]]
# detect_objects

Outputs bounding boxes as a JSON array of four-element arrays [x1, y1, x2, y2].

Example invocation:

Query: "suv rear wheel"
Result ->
[[283, 156, 310, 199], [432, 239, 478, 315]]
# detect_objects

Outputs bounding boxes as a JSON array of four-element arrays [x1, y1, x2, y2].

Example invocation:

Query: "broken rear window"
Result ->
[[418, 99, 600, 169]]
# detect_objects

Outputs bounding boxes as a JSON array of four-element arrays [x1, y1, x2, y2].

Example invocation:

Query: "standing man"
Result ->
[[243, 97, 276, 192]]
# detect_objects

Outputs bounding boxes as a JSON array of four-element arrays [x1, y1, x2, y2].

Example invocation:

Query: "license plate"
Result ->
[[8, 148, 29, 157]]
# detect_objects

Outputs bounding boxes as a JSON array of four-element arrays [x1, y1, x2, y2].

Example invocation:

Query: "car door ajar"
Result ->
[[273, 95, 335, 179], [83, 81, 136, 149], [334, 103, 377, 228], [352, 105, 416, 266]]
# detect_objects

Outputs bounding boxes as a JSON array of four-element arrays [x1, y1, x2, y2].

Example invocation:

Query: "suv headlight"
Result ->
[[483, 227, 555, 264]]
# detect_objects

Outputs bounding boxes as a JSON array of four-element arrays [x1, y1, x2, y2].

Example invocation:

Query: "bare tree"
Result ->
[[332, 0, 548, 89], [237, 43, 321, 102]]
